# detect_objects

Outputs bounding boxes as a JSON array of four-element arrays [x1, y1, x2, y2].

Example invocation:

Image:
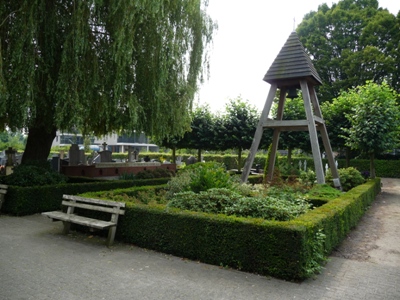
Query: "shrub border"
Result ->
[[114, 178, 381, 280]]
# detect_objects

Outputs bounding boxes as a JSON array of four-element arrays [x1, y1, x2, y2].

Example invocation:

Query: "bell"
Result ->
[[286, 88, 298, 99]]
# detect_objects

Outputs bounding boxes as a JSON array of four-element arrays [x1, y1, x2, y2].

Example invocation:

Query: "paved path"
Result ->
[[0, 178, 399, 300]]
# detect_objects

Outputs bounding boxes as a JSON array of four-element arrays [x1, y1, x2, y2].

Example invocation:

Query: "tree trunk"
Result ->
[[21, 126, 57, 165], [370, 152, 376, 179], [197, 149, 202, 163], [238, 148, 242, 171], [345, 147, 350, 168], [171, 147, 176, 164], [287, 148, 292, 165]]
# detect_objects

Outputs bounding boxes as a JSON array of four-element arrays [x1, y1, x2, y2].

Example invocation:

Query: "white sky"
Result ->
[[196, 0, 400, 113]]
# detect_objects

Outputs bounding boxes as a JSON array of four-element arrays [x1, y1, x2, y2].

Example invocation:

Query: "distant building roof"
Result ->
[[263, 31, 322, 87]]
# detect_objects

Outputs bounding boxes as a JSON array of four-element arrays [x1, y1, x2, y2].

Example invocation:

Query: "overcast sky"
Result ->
[[196, 0, 400, 113]]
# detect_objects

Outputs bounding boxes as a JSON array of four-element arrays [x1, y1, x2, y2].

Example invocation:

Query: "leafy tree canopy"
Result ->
[[0, 0, 215, 163], [218, 97, 259, 170], [297, 0, 400, 102], [342, 81, 400, 177]]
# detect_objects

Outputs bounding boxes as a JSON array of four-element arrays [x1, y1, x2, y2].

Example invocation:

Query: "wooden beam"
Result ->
[[267, 87, 287, 182], [309, 87, 342, 189], [263, 120, 308, 128], [300, 80, 325, 184], [241, 84, 278, 183]]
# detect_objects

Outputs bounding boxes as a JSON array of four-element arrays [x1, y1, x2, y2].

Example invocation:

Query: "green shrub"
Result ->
[[326, 167, 365, 191], [2, 162, 68, 187], [134, 168, 174, 180], [167, 186, 311, 221], [299, 169, 317, 187], [306, 184, 342, 200], [224, 195, 311, 221], [167, 188, 242, 214], [166, 162, 234, 198]]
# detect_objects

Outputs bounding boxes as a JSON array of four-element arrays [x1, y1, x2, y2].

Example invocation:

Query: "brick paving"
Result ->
[[0, 179, 399, 300]]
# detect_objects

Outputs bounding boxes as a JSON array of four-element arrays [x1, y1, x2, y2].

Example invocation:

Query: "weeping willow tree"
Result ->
[[0, 0, 215, 164]]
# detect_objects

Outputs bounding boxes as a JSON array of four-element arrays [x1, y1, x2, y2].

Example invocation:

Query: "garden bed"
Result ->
[[79, 177, 380, 280]]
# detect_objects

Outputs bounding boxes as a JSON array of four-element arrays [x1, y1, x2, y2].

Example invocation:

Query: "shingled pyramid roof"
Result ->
[[263, 31, 322, 86]]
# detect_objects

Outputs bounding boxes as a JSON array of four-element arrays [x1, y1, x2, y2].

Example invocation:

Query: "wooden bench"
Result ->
[[0, 184, 8, 211], [42, 194, 125, 246]]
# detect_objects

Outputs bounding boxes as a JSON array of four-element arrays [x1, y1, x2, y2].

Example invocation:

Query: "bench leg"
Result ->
[[107, 226, 116, 247], [62, 221, 71, 235]]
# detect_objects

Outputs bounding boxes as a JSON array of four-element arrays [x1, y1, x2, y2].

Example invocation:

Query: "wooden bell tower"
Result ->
[[241, 31, 341, 189]]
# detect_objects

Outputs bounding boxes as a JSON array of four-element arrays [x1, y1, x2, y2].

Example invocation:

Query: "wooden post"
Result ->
[[309, 87, 342, 189], [266, 88, 287, 182], [241, 83, 278, 183], [300, 80, 325, 184]]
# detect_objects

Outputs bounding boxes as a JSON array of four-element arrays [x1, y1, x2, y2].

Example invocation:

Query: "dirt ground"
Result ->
[[331, 178, 400, 267]]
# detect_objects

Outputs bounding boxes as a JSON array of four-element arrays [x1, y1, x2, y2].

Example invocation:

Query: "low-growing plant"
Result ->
[[166, 162, 235, 198], [326, 167, 365, 191], [306, 184, 342, 200], [299, 169, 317, 187], [119, 172, 135, 180], [167, 186, 312, 221], [134, 168, 174, 180], [167, 188, 242, 214]]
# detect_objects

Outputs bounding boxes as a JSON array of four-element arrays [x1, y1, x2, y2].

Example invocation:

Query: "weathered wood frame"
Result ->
[[241, 80, 341, 189], [42, 195, 125, 247]]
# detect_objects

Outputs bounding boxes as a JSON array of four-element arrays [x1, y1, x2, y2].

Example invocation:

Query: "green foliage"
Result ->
[[117, 178, 380, 281], [304, 229, 327, 277], [119, 173, 136, 180], [326, 167, 365, 192], [0, 131, 26, 151], [167, 188, 241, 214], [0, 1, 216, 162], [224, 194, 311, 221], [217, 97, 260, 170], [2, 178, 169, 215], [306, 184, 342, 201], [297, 1, 400, 102], [299, 169, 317, 187], [134, 168, 174, 180], [166, 162, 233, 198], [167, 184, 311, 221], [2, 162, 68, 187], [342, 82, 400, 155], [321, 93, 355, 151]]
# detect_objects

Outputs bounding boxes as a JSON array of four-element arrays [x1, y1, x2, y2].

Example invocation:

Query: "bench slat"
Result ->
[[0, 184, 8, 189], [63, 194, 125, 208], [42, 211, 116, 230], [0, 189, 7, 195], [61, 200, 125, 215]]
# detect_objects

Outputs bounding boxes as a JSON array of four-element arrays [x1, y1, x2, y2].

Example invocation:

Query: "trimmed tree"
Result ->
[[0, 1, 215, 164], [321, 94, 357, 166], [218, 97, 259, 171], [343, 81, 400, 178]]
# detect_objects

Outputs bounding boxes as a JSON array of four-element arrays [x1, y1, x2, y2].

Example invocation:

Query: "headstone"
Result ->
[[68, 144, 80, 165], [127, 147, 134, 162], [5, 147, 16, 175], [99, 142, 112, 162], [187, 156, 197, 165]]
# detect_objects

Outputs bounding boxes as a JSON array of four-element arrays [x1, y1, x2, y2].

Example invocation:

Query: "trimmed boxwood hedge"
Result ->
[[1, 178, 169, 216], [2, 175, 381, 280], [85, 178, 381, 280]]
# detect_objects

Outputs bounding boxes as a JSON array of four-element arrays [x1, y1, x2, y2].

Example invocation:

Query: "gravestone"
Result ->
[[99, 142, 112, 162]]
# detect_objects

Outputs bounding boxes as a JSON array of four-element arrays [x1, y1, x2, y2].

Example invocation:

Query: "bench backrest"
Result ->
[[62, 194, 125, 216]]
